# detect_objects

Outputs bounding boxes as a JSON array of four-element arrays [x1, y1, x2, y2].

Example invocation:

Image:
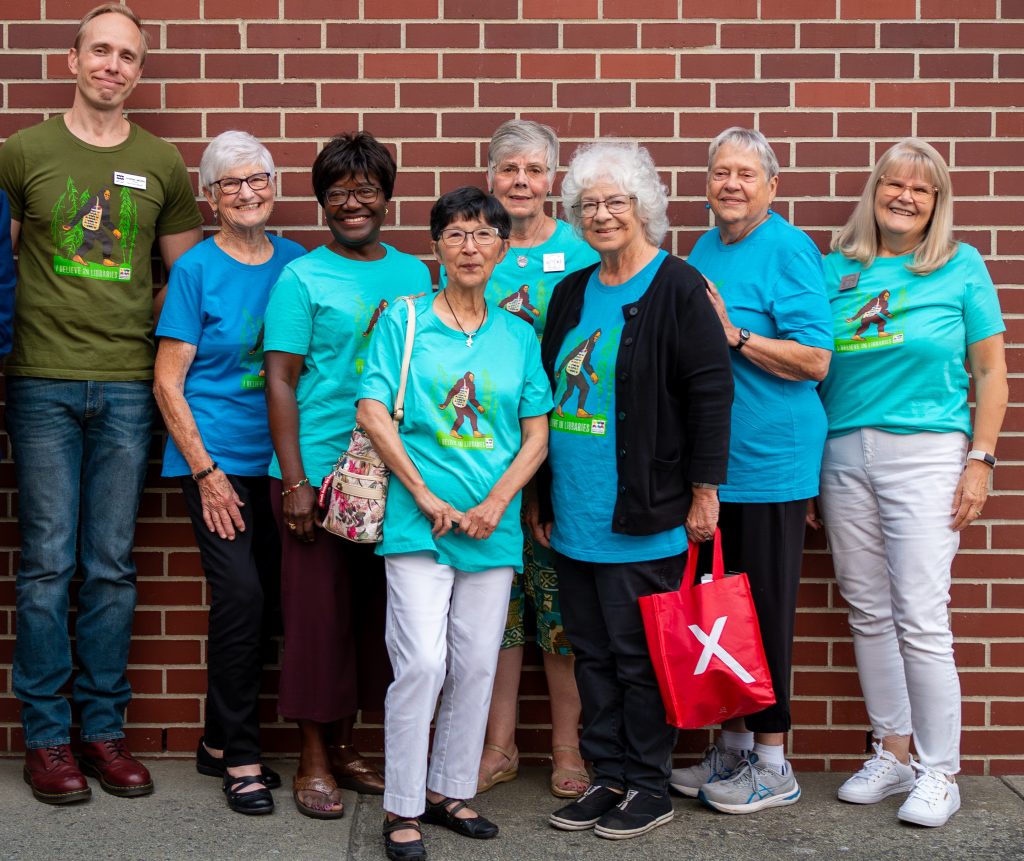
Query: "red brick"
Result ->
[[283, 54, 358, 80], [830, 700, 871, 726], [522, 111, 598, 138], [957, 83, 1024, 108], [922, 0, 995, 15], [165, 82, 240, 110], [128, 638, 202, 664], [445, 0, 515, 14], [799, 23, 875, 47], [841, 0, 915, 17], [604, 0, 677, 17], [600, 112, 676, 137], [522, 53, 595, 80], [441, 111, 515, 138], [999, 53, 1024, 78], [7, 82, 74, 109], [247, 23, 320, 48], [322, 82, 396, 109], [995, 173, 1024, 196], [679, 54, 756, 79], [992, 583, 1024, 606], [953, 613, 1024, 638], [400, 81, 475, 108], [762, 0, 836, 17], [406, 23, 479, 48], [991, 643, 1024, 667], [1005, 0, 1024, 14], [641, 23, 717, 48], [208, 112, 282, 139], [402, 142, 476, 168], [837, 111, 913, 137], [556, 81, 631, 108], [484, 23, 558, 49], [919, 53, 994, 80], [127, 697, 200, 723], [962, 729, 1024, 755], [243, 82, 317, 109], [791, 729, 869, 753], [721, 24, 796, 49], [205, 0, 279, 16], [961, 23, 1024, 48], [678, 111, 756, 138], [3, 0, 41, 18], [564, 23, 638, 48], [365, 53, 439, 80], [364, 112, 440, 139], [760, 112, 834, 138], [602, 53, 676, 80], [880, 22, 955, 48], [166, 24, 240, 49], [522, 0, 598, 17], [918, 111, 992, 138], [8, 23, 77, 48], [365, 0, 436, 15], [286, 0, 359, 16], [764, 54, 837, 79], [326, 23, 402, 48], [839, 52, 914, 79], [717, 83, 791, 108], [876, 82, 950, 108], [137, 53, 202, 80], [443, 53, 516, 79], [166, 669, 208, 695], [636, 82, 711, 108], [795, 82, 870, 108]]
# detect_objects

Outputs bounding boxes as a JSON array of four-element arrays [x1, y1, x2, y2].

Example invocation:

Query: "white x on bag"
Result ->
[[688, 616, 756, 684]]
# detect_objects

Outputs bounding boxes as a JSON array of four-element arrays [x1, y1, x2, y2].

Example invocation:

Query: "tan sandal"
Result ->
[[293, 773, 345, 820], [476, 743, 519, 794], [550, 745, 590, 798]]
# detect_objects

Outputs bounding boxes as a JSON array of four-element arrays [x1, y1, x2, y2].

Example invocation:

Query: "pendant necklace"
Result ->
[[515, 215, 548, 268], [443, 289, 487, 347]]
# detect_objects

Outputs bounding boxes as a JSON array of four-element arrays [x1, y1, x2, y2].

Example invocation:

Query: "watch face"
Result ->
[[740, 328, 751, 339]]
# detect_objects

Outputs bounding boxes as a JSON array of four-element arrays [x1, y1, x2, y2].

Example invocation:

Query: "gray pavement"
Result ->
[[0, 759, 1021, 861]]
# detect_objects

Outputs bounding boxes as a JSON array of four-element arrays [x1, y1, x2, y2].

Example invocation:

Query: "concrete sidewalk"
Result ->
[[0, 759, 1021, 861]]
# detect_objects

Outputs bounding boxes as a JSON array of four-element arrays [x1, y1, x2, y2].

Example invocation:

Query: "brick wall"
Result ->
[[1, 1, 1022, 774]]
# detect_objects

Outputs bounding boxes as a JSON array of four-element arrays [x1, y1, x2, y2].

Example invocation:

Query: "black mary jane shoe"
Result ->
[[421, 796, 499, 839], [223, 773, 275, 816], [196, 738, 282, 790], [383, 816, 427, 861]]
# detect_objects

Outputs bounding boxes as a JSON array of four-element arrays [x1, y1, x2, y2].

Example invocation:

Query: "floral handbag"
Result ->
[[318, 297, 416, 543]]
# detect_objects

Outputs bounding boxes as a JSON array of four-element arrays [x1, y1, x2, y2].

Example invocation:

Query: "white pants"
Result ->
[[819, 428, 968, 775], [382, 552, 513, 817]]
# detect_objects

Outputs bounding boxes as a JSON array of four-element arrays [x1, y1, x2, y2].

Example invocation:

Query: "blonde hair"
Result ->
[[75, 4, 148, 65], [831, 138, 957, 275]]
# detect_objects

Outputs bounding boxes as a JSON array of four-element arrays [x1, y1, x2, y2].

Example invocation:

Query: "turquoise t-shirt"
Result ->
[[688, 213, 833, 503], [264, 244, 432, 483], [358, 293, 552, 573], [440, 219, 600, 338], [158, 234, 307, 477], [819, 243, 1004, 439], [547, 250, 688, 563]]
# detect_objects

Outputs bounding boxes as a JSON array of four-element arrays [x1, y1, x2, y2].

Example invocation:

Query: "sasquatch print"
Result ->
[[439, 371, 485, 438], [555, 329, 601, 418], [64, 188, 121, 266], [362, 299, 389, 336], [846, 290, 894, 340], [498, 284, 540, 324]]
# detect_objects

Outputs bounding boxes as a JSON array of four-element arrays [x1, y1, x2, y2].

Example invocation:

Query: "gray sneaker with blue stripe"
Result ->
[[698, 754, 801, 814]]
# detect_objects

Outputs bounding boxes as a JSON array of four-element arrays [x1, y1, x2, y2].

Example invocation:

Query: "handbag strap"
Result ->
[[392, 296, 416, 426], [682, 527, 725, 587]]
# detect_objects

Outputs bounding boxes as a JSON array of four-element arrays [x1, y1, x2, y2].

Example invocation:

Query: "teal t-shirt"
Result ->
[[688, 213, 833, 503], [819, 243, 1004, 439], [440, 219, 600, 338], [158, 234, 307, 477], [358, 293, 552, 573], [264, 244, 432, 483], [547, 250, 688, 563]]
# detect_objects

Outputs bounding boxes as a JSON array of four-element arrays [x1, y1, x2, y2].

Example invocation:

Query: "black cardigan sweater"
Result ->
[[538, 254, 733, 536]]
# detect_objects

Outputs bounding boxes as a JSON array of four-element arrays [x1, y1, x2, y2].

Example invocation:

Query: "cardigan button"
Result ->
[[623, 337, 633, 346], [628, 306, 638, 316], [617, 411, 626, 420]]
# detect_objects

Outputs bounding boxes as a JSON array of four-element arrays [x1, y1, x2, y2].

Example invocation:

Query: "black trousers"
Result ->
[[181, 474, 281, 767], [712, 499, 807, 734], [555, 551, 685, 794]]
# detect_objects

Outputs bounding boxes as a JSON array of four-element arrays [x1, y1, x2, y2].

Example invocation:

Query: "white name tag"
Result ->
[[543, 252, 565, 273], [114, 171, 147, 190]]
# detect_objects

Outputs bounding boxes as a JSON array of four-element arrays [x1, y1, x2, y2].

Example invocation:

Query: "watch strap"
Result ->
[[967, 449, 996, 468]]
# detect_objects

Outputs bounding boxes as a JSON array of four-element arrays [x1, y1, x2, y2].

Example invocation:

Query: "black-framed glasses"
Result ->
[[878, 175, 937, 202], [325, 185, 382, 206], [571, 195, 636, 218], [212, 172, 272, 195], [438, 227, 501, 247]]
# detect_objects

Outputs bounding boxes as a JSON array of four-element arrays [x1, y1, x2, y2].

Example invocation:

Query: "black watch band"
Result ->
[[733, 328, 751, 351]]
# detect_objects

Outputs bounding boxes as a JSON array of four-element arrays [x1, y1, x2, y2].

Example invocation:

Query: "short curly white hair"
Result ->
[[561, 140, 669, 247]]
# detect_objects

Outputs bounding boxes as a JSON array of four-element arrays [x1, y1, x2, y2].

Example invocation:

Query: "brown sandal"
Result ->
[[550, 745, 590, 798], [328, 743, 385, 795], [293, 773, 345, 820], [476, 743, 519, 794]]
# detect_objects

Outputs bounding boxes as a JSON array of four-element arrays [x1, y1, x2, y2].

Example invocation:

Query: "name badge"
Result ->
[[543, 253, 565, 273], [839, 272, 859, 292], [114, 171, 147, 190]]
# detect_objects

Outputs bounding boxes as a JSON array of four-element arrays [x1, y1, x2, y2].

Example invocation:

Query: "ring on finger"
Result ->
[[288, 522, 297, 530]]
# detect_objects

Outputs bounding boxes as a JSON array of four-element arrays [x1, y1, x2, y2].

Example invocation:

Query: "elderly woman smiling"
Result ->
[[154, 130, 306, 815], [537, 141, 733, 840], [670, 127, 833, 816]]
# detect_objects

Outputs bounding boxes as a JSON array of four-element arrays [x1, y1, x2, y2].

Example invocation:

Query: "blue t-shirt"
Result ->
[[157, 234, 307, 477], [264, 244, 432, 484], [358, 293, 552, 573], [819, 243, 1004, 439], [688, 214, 833, 503], [440, 219, 599, 338], [547, 250, 688, 562]]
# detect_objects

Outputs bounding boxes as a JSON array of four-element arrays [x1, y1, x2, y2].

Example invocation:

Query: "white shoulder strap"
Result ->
[[392, 296, 416, 425]]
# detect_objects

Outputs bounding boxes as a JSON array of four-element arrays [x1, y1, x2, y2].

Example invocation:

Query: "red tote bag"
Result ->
[[639, 530, 776, 730]]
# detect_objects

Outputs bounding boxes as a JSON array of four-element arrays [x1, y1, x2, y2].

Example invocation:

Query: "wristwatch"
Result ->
[[733, 328, 751, 351], [966, 450, 996, 468]]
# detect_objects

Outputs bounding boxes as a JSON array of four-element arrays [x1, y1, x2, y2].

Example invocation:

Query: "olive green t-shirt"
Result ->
[[0, 116, 202, 380]]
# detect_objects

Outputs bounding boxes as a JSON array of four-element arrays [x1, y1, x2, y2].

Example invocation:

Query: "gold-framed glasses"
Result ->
[[439, 227, 501, 247], [879, 176, 937, 202]]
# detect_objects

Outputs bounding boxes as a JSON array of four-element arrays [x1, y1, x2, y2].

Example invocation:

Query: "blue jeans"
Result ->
[[6, 378, 153, 748]]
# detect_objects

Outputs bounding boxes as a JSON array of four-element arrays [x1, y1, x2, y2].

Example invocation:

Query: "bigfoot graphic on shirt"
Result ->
[[555, 329, 602, 418], [51, 178, 138, 282], [362, 299, 389, 337], [847, 290, 894, 340], [498, 284, 540, 324], [240, 317, 266, 389], [437, 371, 495, 450], [835, 285, 905, 353]]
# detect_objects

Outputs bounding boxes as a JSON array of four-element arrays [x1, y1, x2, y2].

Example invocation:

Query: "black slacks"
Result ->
[[181, 474, 280, 767], [555, 551, 685, 794]]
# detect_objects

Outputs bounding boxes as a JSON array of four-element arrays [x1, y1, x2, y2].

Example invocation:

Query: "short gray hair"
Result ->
[[199, 131, 276, 194], [561, 140, 669, 247], [707, 127, 780, 181], [487, 120, 559, 187]]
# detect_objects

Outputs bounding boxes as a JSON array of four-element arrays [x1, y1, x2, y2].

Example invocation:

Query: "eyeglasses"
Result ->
[[438, 227, 502, 247], [212, 172, 272, 195], [324, 186, 382, 206], [878, 176, 938, 202], [571, 195, 636, 218]]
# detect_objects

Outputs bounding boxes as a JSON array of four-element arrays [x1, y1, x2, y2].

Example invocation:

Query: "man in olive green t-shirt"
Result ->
[[0, 3, 202, 805]]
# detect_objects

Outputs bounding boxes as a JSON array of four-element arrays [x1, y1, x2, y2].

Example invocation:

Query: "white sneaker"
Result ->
[[897, 764, 961, 827], [837, 742, 915, 804], [669, 744, 740, 798]]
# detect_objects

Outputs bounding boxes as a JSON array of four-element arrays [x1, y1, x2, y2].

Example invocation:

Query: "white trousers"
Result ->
[[819, 428, 967, 775], [382, 552, 513, 817]]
